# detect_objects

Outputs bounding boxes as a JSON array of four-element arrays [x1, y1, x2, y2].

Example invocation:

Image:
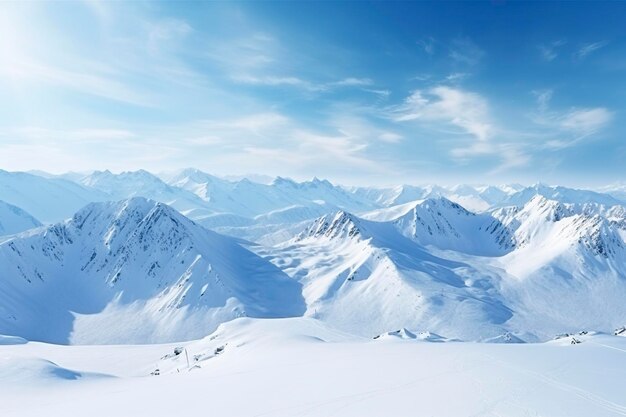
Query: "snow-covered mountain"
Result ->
[[264, 208, 516, 341], [0, 170, 109, 223], [2, 169, 626, 344], [259, 192, 626, 341], [346, 183, 524, 212], [598, 182, 626, 204], [0, 201, 42, 237], [0, 197, 304, 344], [500, 183, 624, 207], [381, 197, 510, 255], [163, 168, 376, 217], [79, 170, 216, 219]]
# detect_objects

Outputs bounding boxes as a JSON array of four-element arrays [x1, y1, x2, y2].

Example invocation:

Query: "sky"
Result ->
[[0, 1, 625, 186]]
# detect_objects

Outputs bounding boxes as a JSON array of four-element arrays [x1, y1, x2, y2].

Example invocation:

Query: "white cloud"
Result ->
[[490, 145, 531, 173], [394, 86, 492, 141], [147, 18, 192, 51], [392, 86, 540, 172], [417, 37, 436, 55], [530, 89, 613, 149], [330, 77, 373, 87], [205, 32, 278, 72], [231, 74, 318, 90], [411, 74, 431, 81], [0, 60, 157, 106], [215, 112, 289, 133], [1, 127, 137, 143], [574, 41, 609, 60], [538, 40, 566, 61], [232, 74, 379, 94], [449, 38, 484, 66], [445, 72, 469, 83], [378, 132, 403, 143], [559, 108, 613, 136], [532, 89, 553, 112]]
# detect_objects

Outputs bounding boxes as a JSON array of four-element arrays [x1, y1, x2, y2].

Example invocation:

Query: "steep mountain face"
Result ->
[[0, 198, 304, 344], [392, 198, 510, 255], [0, 170, 109, 223], [299, 211, 364, 240], [0, 201, 42, 237], [489, 195, 626, 252], [262, 194, 626, 341], [266, 209, 515, 341], [3, 169, 626, 344], [362, 197, 511, 255]]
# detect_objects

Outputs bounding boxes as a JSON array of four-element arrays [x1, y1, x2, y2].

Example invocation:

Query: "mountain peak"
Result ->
[[300, 211, 363, 240], [272, 176, 298, 187], [0, 197, 304, 344]]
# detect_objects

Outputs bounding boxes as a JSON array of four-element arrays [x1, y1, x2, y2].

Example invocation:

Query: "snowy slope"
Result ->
[[0, 198, 304, 344], [361, 197, 514, 255], [389, 197, 511, 255], [2, 318, 626, 417], [0, 201, 42, 236], [0, 170, 109, 223], [260, 196, 626, 341], [262, 210, 515, 341]]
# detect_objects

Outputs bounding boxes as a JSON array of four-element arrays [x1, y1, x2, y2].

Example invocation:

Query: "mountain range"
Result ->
[[1, 168, 625, 344]]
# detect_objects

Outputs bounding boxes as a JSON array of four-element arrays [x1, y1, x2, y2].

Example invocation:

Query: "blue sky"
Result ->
[[0, 1, 624, 186]]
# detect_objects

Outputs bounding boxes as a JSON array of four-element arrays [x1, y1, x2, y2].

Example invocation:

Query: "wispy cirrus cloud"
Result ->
[[391, 84, 614, 174], [449, 37, 484, 66], [445, 72, 469, 83], [551, 107, 614, 148], [417, 36, 436, 55], [231, 74, 318, 90], [538, 40, 566, 61], [231, 74, 377, 93], [532, 89, 553, 112], [392, 86, 492, 142], [573, 41, 609, 60], [531, 89, 613, 149], [329, 77, 373, 87], [390, 85, 529, 171]]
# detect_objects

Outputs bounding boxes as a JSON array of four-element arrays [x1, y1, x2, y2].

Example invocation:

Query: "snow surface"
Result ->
[[0, 200, 41, 236], [1, 318, 626, 417]]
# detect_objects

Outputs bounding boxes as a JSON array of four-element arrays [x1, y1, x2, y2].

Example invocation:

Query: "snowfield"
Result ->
[[2, 318, 626, 417]]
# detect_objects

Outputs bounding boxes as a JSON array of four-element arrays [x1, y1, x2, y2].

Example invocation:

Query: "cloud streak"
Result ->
[[449, 38, 484, 66], [538, 40, 566, 61], [393, 86, 492, 141], [574, 41, 609, 60]]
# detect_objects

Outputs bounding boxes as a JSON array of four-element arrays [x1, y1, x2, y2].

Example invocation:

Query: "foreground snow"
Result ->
[[2, 318, 626, 417]]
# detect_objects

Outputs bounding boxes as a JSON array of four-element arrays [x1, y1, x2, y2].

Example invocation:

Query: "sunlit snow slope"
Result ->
[[0, 198, 304, 344]]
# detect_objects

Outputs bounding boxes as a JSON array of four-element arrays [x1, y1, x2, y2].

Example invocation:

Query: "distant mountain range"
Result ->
[[1, 168, 625, 344]]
